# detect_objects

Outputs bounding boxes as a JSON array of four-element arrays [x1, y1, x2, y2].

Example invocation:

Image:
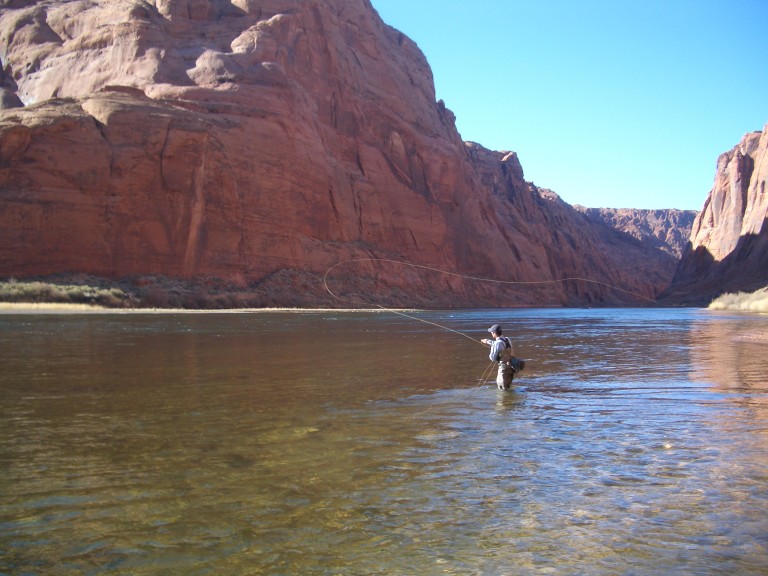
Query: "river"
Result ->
[[1, 307, 767, 575]]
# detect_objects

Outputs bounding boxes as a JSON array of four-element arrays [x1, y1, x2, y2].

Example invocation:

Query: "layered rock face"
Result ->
[[665, 126, 768, 305], [0, 0, 682, 307]]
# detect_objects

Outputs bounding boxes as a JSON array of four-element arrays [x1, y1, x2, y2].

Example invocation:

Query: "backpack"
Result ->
[[499, 337, 526, 373], [494, 337, 512, 361]]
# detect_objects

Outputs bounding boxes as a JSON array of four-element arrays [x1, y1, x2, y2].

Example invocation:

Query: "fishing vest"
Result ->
[[496, 336, 514, 363]]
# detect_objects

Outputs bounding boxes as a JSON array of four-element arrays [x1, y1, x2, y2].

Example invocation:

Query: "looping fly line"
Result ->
[[322, 259, 482, 345], [322, 257, 657, 352], [323, 257, 657, 310], [322, 257, 658, 402]]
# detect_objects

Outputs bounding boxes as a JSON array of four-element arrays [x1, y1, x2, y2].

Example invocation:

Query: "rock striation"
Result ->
[[664, 126, 768, 305], [0, 0, 686, 307]]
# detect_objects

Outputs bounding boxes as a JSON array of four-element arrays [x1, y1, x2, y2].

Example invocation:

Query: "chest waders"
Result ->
[[495, 336, 515, 390]]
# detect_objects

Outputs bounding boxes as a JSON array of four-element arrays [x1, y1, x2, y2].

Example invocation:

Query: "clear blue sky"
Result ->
[[370, 0, 768, 210]]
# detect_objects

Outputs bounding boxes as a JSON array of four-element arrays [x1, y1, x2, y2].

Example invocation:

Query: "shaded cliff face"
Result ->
[[464, 147, 681, 305], [574, 207, 697, 259], [664, 126, 768, 305], [0, 0, 681, 307]]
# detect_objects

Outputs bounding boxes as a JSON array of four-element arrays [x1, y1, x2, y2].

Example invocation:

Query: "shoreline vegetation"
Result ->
[[0, 303, 392, 313], [2, 276, 766, 314], [0, 276, 409, 313], [0, 280, 130, 308], [708, 286, 768, 313], [0, 275, 321, 311]]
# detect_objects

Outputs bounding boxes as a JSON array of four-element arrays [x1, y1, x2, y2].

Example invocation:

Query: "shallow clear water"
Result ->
[[1, 308, 767, 575]]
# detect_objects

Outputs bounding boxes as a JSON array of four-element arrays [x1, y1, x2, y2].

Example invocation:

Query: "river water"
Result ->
[[1, 307, 767, 575]]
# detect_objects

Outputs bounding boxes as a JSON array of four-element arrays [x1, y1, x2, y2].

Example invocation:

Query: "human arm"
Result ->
[[484, 338, 503, 361]]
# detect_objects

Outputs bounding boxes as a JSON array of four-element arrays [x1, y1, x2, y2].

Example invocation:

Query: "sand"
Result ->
[[0, 302, 408, 314]]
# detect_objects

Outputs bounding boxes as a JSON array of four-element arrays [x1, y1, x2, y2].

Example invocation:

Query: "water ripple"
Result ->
[[2, 309, 768, 574]]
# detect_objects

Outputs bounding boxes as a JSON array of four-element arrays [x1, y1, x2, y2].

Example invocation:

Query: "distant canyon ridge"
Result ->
[[0, 0, 764, 307]]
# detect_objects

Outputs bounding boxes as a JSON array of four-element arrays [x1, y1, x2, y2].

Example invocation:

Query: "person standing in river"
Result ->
[[481, 324, 517, 390]]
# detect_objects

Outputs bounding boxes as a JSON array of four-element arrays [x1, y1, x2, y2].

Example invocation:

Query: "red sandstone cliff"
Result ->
[[0, 0, 683, 307], [664, 126, 768, 305]]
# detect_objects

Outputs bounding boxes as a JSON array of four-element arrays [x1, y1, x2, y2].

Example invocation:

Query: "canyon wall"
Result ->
[[664, 126, 768, 305], [575, 207, 697, 258], [0, 0, 684, 307]]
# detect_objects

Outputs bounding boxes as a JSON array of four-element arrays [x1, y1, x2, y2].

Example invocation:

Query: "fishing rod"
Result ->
[[322, 257, 655, 400], [322, 258, 488, 345]]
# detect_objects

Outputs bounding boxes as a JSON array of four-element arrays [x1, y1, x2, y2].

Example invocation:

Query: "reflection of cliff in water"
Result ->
[[690, 313, 768, 408]]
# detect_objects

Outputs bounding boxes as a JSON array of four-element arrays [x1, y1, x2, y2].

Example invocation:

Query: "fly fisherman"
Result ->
[[481, 324, 518, 390]]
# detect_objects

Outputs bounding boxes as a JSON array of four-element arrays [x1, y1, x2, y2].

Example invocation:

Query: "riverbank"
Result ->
[[0, 274, 430, 310], [0, 275, 330, 310], [708, 286, 768, 313], [0, 302, 110, 313], [0, 302, 412, 314]]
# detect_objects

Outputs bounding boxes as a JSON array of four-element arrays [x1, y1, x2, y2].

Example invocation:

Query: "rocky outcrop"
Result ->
[[574, 207, 697, 258], [465, 147, 680, 305], [0, 0, 684, 307], [664, 126, 768, 305]]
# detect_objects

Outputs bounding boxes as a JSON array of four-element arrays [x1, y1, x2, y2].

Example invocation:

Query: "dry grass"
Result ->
[[708, 286, 768, 313], [0, 273, 421, 311], [0, 279, 131, 307]]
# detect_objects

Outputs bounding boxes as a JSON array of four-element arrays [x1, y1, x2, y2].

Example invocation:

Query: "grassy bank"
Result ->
[[0, 273, 327, 310], [708, 286, 768, 312], [0, 277, 252, 309], [0, 279, 133, 308]]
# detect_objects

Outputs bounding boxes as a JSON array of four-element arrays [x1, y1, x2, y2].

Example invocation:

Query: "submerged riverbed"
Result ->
[[1, 308, 767, 575]]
